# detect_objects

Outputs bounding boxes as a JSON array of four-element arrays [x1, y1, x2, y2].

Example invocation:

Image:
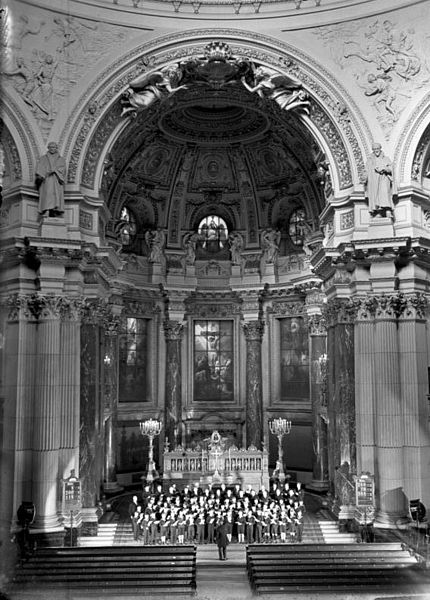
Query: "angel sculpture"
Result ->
[[183, 231, 201, 266], [228, 231, 244, 266], [241, 66, 310, 115], [121, 65, 186, 117], [145, 228, 166, 263], [261, 228, 281, 264]]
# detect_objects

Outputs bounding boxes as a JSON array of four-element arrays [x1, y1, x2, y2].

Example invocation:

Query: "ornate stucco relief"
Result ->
[[3, 7, 130, 134], [315, 16, 430, 133]]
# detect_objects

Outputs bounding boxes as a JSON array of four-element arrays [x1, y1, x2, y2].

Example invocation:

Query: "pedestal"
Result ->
[[39, 215, 67, 238], [367, 214, 394, 238]]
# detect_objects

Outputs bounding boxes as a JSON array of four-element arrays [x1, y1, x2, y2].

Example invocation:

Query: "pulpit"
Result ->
[[163, 430, 269, 490]]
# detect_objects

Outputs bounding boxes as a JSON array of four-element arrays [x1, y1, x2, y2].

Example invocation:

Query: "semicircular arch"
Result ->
[[62, 28, 372, 200]]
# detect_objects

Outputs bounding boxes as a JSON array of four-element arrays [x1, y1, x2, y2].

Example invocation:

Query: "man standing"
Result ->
[[215, 517, 229, 561], [35, 141, 66, 217], [363, 142, 396, 217], [128, 495, 139, 540]]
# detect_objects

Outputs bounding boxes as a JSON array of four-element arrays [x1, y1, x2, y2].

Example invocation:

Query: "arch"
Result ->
[[395, 91, 430, 186], [61, 29, 371, 200], [1, 93, 46, 183]]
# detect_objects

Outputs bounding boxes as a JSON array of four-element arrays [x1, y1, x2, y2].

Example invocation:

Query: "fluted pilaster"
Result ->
[[32, 298, 62, 530], [59, 300, 82, 480], [163, 320, 184, 448], [243, 320, 265, 450], [397, 294, 430, 504], [374, 296, 407, 525]]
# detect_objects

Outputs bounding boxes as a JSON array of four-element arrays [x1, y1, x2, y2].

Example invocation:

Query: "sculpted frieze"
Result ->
[[3, 10, 129, 130], [270, 301, 304, 317], [315, 18, 430, 131], [187, 303, 241, 318]]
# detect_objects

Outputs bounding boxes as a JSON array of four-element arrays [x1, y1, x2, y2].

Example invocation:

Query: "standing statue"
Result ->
[[261, 228, 281, 264], [35, 142, 66, 217], [121, 65, 186, 117], [228, 231, 244, 266], [363, 143, 396, 217], [241, 66, 310, 115], [183, 231, 200, 266], [145, 228, 166, 264]]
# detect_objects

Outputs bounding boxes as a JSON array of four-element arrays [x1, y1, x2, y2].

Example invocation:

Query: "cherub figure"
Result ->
[[121, 65, 186, 116], [241, 65, 310, 115]]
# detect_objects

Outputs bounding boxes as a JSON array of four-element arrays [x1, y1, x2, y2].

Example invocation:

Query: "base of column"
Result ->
[[374, 509, 410, 529], [307, 479, 330, 493], [29, 526, 65, 547], [103, 481, 123, 494]]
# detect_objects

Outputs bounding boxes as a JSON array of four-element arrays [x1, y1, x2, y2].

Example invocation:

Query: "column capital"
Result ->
[[323, 298, 357, 326], [6, 293, 66, 321], [242, 320, 265, 341], [396, 292, 428, 320], [163, 319, 184, 341]]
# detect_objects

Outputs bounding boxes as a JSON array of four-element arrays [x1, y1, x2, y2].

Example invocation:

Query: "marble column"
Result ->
[[397, 295, 430, 506], [355, 299, 376, 476], [31, 296, 63, 536], [374, 296, 407, 526], [243, 321, 265, 450], [308, 315, 329, 491], [163, 320, 184, 449], [324, 300, 356, 491], [103, 315, 122, 493]]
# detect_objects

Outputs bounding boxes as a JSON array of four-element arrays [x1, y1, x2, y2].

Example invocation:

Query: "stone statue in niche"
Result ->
[[121, 65, 186, 117], [145, 228, 166, 263], [241, 66, 310, 115], [35, 142, 66, 217], [228, 231, 245, 266], [261, 228, 281, 264], [363, 142, 396, 217]]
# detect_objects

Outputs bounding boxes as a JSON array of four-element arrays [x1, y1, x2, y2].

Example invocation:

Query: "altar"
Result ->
[[162, 430, 269, 490]]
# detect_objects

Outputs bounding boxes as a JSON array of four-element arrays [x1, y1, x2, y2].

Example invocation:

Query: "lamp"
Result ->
[[139, 418, 162, 486], [269, 418, 292, 483]]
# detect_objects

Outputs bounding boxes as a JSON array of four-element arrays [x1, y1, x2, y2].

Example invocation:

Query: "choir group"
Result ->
[[128, 481, 306, 545]]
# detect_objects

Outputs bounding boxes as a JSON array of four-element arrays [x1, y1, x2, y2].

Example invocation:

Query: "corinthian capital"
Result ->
[[242, 320, 265, 341], [163, 319, 184, 341]]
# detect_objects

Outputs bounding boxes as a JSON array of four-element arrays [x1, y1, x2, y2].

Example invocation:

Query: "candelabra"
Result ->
[[269, 418, 292, 483], [139, 419, 162, 485]]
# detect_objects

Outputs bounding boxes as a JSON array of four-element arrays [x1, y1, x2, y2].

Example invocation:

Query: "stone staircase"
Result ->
[[78, 523, 118, 547], [318, 519, 357, 543]]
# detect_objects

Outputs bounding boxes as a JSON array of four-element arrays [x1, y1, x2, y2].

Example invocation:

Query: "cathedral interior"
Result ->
[[1, 0, 430, 591]]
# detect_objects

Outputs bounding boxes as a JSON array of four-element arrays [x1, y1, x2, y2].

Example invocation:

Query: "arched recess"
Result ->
[[395, 91, 430, 187], [0, 94, 46, 183], [62, 29, 371, 195]]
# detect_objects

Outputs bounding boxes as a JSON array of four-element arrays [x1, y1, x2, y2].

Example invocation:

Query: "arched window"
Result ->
[[197, 215, 228, 253], [288, 208, 307, 247], [119, 206, 137, 246]]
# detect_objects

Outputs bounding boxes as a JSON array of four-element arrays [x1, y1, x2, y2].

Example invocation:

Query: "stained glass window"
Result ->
[[119, 317, 148, 403], [197, 215, 228, 253], [119, 206, 137, 246], [280, 317, 309, 400], [288, 208, 307, 246], [194, 320, 233, 401]]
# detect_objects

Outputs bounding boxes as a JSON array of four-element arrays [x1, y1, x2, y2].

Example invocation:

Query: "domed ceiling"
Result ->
[[103, 46, 327, 254]]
